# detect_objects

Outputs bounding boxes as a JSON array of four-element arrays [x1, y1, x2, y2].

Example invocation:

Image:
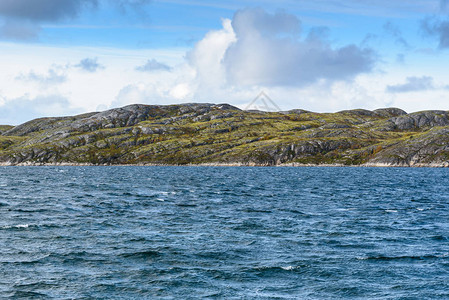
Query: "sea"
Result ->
[[0, 166, 448, 299]]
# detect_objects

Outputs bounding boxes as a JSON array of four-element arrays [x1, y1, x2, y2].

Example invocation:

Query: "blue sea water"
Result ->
[[0, 166, 448, 299]]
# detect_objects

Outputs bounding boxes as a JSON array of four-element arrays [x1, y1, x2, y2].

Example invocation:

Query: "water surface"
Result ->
[[1, 167, 448, 299]]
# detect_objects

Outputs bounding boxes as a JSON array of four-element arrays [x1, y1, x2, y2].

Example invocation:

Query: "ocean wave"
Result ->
[[12, 208, 51, 213], [1, 224, 31, 229], [29, 251, 111, 265], [1, 255, 50, 265], [2, 166, 449, 299], [357, 254, 448, 261], [120, 250, 161, 259], [431, 235, 448, 241], [0, 223, 63, 230], [175, 203, 197, 207], [10, 290, 49, 298], [13, 281, 56, 289], [240, 208, 273, 213], [250, 265, 305, 274]]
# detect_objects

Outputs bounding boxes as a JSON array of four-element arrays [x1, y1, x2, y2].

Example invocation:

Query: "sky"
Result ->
[[1, 0, 449, 124]]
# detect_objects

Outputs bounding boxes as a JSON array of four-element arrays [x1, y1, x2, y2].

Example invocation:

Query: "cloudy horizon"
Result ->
[[1, 0, 449, 125]]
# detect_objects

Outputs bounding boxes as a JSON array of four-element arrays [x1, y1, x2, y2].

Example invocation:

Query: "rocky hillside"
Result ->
[[1, 103, 449, 166]]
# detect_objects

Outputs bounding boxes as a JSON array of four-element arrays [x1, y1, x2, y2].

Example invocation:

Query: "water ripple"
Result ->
[[0, 166, 448, 299]]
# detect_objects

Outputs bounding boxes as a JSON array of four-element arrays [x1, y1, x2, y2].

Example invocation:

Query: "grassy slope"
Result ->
[[0, 105, 448, 166]]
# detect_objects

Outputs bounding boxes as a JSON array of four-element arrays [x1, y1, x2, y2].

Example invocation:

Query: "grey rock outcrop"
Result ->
[[373, 108, 407, 118], [389, 111, 449, 130], [338, 109, 377, 117], [71, 103, 240, 132], [3, 113, 97, 136]]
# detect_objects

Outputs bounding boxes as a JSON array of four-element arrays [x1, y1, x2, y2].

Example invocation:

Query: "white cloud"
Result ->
[[75, 57, 104, 72], [170, 83, 192, 99], [0, 43, 187, 115], [136, 59, 172, 72], [0, 94, 82, 125], [187, 18, 236, 89], [386, 76, 435, 93], [3, 7, 449, 125], [112, 63, 197, 108], [221, 8, 375, 87], [15, 68, 67, 85]]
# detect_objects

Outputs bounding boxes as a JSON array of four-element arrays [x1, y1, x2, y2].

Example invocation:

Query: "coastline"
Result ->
[[0, 161, 448, 168], [2, 104, 449, 171]]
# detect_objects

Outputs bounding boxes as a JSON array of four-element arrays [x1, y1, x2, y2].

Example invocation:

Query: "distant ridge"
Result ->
[[1, 103, 449, 167]]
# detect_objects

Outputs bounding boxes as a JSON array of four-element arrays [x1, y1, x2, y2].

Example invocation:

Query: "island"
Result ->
[[1, 103, 448, 167]]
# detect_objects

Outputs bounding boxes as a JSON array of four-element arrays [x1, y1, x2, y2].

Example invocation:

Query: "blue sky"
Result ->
[[1, 0, 449, 124]]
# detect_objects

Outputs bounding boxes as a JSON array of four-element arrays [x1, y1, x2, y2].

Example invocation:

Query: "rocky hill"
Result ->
[[1, 103, 449, 167]]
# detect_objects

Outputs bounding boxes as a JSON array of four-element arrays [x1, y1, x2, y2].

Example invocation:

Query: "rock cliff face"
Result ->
[[1, 103, 448, 166]]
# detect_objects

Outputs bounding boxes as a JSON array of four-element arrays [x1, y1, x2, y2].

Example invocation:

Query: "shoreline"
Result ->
[[0, 162, 448, 168]]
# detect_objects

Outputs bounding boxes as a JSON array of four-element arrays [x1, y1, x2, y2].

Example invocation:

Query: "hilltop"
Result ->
[[1, 103, 449, 167]]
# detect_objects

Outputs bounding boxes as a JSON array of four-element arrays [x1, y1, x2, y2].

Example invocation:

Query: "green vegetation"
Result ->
[[1, 104, 448, 166], [0, 125, 14, 135]]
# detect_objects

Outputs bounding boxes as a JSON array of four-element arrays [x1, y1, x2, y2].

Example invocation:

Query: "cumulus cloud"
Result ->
[[136, 59, 172, 72], [386, 76, 435, 93], [16, 68, 67, 85], [231, 8, 301, 37], [0, 94, 81, 125], [108, 8, 377, 112], [75, 58, 104, 72], [187, 18, 236, 89], [111, 83, 169, 108], [188, 8, 376, 88]]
